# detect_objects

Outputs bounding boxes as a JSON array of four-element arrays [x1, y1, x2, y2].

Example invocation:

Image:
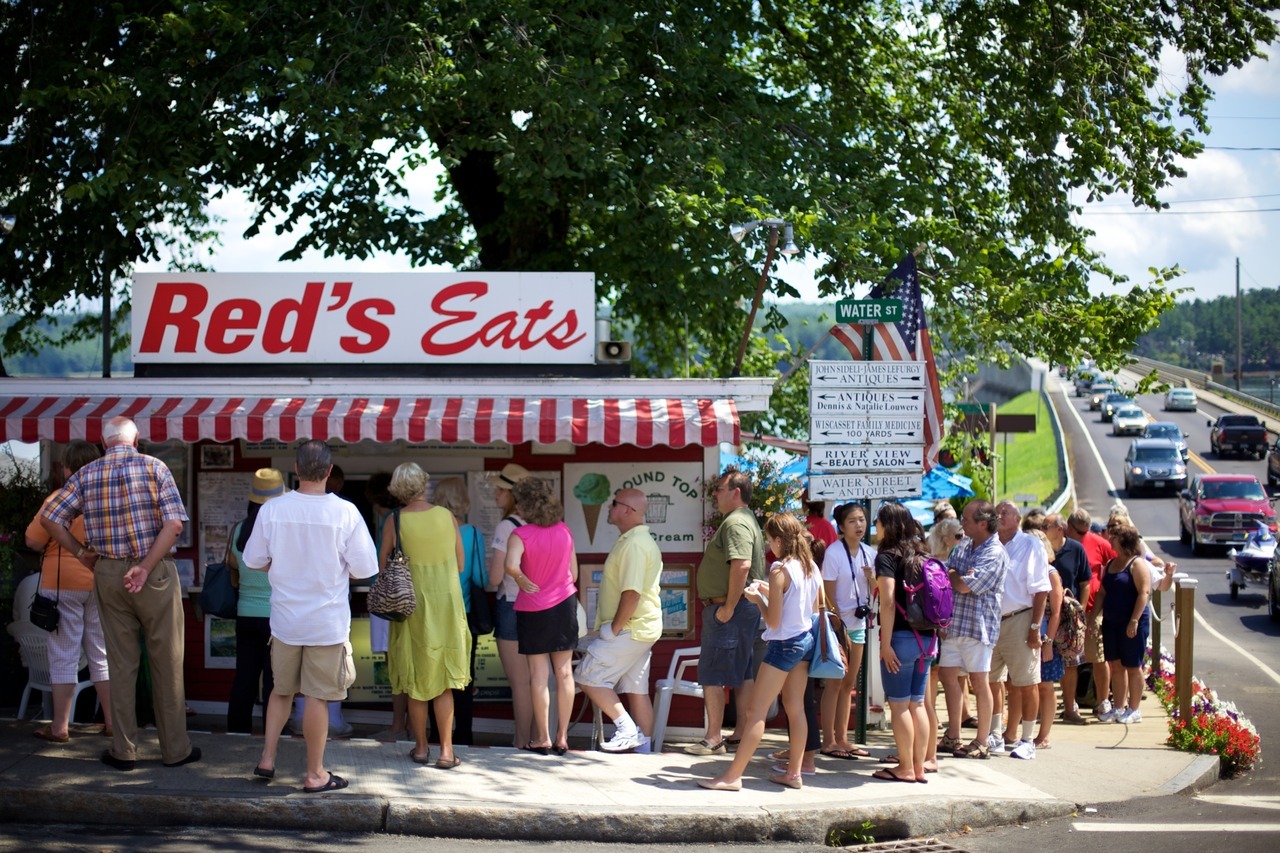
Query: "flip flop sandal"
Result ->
[[821, 747, 866, 760], [435, 756, 462, 769], [252, 765, 275, 779], [33, 725, 70, 744], [871, 768, 915, 782], [302, 772, 349, 793], [408, 749, 433, 764]]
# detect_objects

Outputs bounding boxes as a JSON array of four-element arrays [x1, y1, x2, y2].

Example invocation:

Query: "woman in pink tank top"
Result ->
[[503, 477, 580, 755]]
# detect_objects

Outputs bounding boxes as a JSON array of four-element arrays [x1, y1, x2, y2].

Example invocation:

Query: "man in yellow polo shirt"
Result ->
[[577, 487, 663, 753]]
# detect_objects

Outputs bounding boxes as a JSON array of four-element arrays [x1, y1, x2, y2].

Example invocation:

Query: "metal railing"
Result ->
[[1130, 355, 1280, 426]]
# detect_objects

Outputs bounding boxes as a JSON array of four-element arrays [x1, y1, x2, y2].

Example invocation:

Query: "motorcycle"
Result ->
[[1225, 520, 1276, 600]]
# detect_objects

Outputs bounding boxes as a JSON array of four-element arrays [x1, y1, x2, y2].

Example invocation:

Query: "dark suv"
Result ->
[[1124, 439, 1187, 494]]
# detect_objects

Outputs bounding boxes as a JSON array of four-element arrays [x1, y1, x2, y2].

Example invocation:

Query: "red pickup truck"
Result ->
[[1178, 474, 1277, 555]]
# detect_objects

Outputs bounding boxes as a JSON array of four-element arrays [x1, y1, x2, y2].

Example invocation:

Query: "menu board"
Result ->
[[467, 469, 562, 534], [196, 471, 254, 582]]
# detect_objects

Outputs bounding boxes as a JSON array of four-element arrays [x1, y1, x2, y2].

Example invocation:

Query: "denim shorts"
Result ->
[[761, 629, 816, 673], [880, 630, 935, 703], [494, 596, 519, 642], [698, 599, 762, 687]]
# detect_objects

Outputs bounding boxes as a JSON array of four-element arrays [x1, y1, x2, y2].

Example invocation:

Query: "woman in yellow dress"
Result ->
[[381, 462, 469, 768]]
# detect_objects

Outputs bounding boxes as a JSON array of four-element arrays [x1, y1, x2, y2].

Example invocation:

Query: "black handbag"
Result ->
[[466, 528, 494, 636], [29, 543, 61, 632], [199, 561, 239, 619]]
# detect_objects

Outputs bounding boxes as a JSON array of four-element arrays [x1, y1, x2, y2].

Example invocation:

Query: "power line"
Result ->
[[1204, 145, 1280, 151], [1080, 207, 1280, 216], [1089, 192, 1280, 208]]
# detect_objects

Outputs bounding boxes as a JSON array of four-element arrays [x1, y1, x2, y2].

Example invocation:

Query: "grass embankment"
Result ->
[[994, 391, 1060, 506]]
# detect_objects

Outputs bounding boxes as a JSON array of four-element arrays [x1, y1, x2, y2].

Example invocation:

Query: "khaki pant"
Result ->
[[95, 557, 191, 764]]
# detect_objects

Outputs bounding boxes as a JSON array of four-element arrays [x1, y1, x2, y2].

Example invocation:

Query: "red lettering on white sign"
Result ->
[[421, 282, 587, 356]]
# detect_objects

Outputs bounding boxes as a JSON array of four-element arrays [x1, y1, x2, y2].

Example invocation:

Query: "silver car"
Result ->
[[1124, 439, 1188, 494], [1143, 421, 1189, 461], [1112, 406, 1148, 436], [1164, 388, 1198, 411]]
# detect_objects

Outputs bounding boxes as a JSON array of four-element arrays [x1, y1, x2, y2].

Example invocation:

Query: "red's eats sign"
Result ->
[[132, 272, 595, 364]]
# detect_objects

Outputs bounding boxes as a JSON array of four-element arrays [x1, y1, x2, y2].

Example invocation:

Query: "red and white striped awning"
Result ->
[[0, 378, 775, 448]]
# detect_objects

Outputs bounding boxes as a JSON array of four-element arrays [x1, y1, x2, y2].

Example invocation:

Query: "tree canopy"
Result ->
[[2, 1, 1276, 430]]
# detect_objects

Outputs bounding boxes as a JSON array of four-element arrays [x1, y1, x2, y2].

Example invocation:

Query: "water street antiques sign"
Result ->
[[808, 473, 924, 501], [809, 360, 927, 389], [809, 444, 924, 473]]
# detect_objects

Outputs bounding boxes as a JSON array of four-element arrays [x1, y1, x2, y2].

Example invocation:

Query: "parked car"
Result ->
[[1100, 392, 1132, 422], [1163, 388, 1198, 411], [1178, 474, 1277, 555], [1269, 551, 1280, 623], [1124, 438, 1188, 494], [1143, 421, 1189, 461], [1111, 406, 1147, 436], [1088, 381, 1117, 409], [1208, 413, 1268, 459]]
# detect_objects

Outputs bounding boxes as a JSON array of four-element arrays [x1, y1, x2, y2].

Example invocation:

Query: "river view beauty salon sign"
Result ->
[[132, 272, 596, 364]]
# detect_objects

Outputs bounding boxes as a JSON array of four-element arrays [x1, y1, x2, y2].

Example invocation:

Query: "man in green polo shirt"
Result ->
[[684, 468, 766, 755], [577, 487, 664, 753]]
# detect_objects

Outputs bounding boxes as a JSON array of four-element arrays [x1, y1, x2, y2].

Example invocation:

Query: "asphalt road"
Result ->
[[941, 375, 1280, 853]]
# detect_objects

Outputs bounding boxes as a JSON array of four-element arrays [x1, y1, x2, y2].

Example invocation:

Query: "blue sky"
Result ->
[[139, 34, 1280, 308]]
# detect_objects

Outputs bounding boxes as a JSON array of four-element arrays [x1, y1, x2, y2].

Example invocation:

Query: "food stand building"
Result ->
[[0, 272, 774, 734]]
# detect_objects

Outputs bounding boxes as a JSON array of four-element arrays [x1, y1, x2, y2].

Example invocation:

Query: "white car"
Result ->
[[1164, 388, 1198, 411], [1112, 406, 1148, 436]]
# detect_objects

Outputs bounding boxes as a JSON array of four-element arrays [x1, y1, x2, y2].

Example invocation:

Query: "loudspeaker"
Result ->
[[596, 341, 632, 362]]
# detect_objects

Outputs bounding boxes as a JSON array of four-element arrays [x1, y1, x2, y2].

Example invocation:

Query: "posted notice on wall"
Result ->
[[561, 462, 703, 555]]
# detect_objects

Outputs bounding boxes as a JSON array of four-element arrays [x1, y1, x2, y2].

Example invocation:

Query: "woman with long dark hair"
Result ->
[[818, 503, 875, 760], [872, 502, 935, 784]]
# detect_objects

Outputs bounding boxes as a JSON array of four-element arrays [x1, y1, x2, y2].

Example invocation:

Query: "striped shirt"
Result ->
[[946, 534, 1008, 645], [42, 445, 188, 559]]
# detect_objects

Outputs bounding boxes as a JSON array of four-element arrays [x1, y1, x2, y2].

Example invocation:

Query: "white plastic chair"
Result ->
[[650, 647, 704, 753], [7, 623, 97, 723]]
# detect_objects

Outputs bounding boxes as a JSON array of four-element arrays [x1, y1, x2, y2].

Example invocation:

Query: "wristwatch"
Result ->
[[75, 545, 87, 559]]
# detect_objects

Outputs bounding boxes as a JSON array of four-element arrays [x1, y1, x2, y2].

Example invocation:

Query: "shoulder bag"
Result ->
[[368, 509, 417, 622], [466, 527, 494, 635], [29, 543, 61, 632], [808, 583, 850, 680], [199, 524, 240, 619]]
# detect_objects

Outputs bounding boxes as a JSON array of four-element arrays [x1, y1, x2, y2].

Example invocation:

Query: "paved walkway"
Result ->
[[0, 693, 1217, 844]]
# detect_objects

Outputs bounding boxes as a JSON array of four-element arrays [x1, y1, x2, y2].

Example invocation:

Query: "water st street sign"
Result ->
[[809, 416, 923, 445], [809, 388, 925, 416], [809, 444, 924, 473], [808, 472, 923, 501], [809, 360, 926, 389], [835, 298, 903, 325]]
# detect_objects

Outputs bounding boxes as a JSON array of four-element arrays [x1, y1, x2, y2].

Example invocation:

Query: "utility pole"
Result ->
[[1235, 257, 1242, 391]]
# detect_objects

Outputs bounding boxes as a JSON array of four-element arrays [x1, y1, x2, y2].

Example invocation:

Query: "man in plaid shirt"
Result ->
[[936, 500, 1007, 759], [41, 417, 196, 772]]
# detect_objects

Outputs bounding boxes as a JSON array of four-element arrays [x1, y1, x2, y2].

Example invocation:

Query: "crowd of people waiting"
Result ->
[[16, 421, 1174, 793]]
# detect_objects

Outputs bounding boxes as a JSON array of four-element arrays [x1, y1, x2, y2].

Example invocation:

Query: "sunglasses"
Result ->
[[611, 499, 640, 514]]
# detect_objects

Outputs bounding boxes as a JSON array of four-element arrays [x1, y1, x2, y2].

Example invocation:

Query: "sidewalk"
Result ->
[[0, 693, 1217, 844]]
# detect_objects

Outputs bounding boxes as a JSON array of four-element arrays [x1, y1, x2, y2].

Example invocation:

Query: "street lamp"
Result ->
[[729, 218, 799, 376]]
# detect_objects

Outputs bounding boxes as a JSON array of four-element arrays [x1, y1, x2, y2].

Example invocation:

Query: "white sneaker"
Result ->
[[1095, 699, 1113, 719], [1010, 739, 1036, 760], [1116, 707, 1142, 725], [600, 729, 643, 752], [986, 732, 1007, 754], [1097, 706, 1121, 723]]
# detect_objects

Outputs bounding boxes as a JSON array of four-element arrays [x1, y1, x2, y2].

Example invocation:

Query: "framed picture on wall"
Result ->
[[201, 444, 234, 470], [204, 615, 237, 669]]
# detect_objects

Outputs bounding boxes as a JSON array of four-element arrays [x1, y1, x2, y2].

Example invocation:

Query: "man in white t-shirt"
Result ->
[[242, 440, 378, 793], [990, 502, 1051, 760], [577, 488, 664, 753]]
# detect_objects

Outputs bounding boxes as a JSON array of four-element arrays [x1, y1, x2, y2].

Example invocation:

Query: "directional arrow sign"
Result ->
[[810, 444, 924, 473], [809, 360, 927, 389], [808, 472, 923, 501], [809, 416, 923, 445], [810, 388, 924, 416]]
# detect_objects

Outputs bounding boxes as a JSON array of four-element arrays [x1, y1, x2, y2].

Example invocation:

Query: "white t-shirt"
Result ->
[[821, 539, 876, 630], [491, 514, 525, 601], [242, 491, 378, 646], [1000, 529, 1053, 614]]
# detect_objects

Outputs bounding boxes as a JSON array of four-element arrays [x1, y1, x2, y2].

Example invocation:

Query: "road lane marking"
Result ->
[[1072, 823, 1280, 833], [1060, 392, 1120, 496], [1192, 607, 1280, 687], [1196, 795, 1280, 811]]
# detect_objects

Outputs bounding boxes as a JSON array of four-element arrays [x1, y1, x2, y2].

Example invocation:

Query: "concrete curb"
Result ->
[[1155, 754, 1221, 797]]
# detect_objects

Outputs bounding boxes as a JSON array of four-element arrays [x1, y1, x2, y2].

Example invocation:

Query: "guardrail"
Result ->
[[1130, 355, 1280, 432]]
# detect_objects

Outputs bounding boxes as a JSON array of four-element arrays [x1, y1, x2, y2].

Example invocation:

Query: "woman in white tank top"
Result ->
[[697, 513, 821, 792]]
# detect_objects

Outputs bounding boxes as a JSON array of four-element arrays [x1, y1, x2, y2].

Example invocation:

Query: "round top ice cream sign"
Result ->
[[563, 463, 702, 553]]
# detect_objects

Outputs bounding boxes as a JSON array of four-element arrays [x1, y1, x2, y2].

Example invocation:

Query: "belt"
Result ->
[[1001, 607, 1031, 620], [98, 555, 148, 563], [701, 596, 727, 606]]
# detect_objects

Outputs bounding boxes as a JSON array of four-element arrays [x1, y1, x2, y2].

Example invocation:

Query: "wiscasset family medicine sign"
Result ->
[[132, 272, 595, 364]]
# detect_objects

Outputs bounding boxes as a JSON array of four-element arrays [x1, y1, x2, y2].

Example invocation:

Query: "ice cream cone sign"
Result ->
[[573, 472, 612, 545]]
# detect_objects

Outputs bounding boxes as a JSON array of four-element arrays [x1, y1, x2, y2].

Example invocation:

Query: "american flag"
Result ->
[[830, 254, 944, 471]]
